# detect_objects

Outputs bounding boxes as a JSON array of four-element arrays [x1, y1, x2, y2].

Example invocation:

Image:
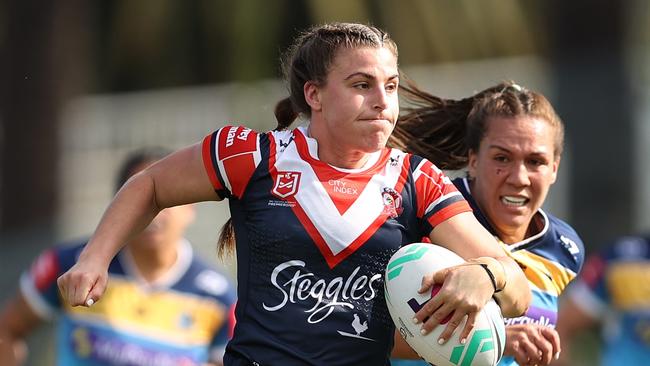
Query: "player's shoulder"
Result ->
[[601, 234, 650, 262], [546, 213, 584, 249], [44, 239, 88, 268], [544, 212, 585, 270]]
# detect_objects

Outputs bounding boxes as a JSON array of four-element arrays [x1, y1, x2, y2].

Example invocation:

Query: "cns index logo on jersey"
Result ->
[[272, 171, 301, 199]]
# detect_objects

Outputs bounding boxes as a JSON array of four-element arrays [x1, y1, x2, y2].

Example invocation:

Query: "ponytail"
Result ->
[[390, 82, 474, 170], [217, 218, 236, 259], [391, 80, 565, 169], [274, 97, 298, 131]]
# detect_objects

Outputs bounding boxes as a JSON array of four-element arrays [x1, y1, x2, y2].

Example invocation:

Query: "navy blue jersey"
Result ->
[[20, 240, 236, 366], [454, 177, 584, 366], [202, 125, 472, 365], [566, 235, 650, 365]]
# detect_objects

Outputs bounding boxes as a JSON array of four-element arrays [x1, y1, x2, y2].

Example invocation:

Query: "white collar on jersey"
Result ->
[[298, 124, 382, 172], [461, 177, 549, 250], [119, 238, 193, 290]]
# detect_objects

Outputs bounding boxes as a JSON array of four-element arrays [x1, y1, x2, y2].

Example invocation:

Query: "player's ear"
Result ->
[[468, 149, 478, 178], [304, 81, 322, 111]]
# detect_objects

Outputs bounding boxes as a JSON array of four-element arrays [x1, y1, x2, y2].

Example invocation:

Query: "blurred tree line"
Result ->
[[0, 0, 640, 251]]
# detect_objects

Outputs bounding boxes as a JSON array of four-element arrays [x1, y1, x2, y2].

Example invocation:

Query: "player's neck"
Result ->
[[127, 240, 179, 283], [496, 214, 543, 245], [307, 122, 370, 169]]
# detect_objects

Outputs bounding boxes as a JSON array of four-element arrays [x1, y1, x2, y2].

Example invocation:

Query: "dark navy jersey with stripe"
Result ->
[[202, 125, 472, 365], [453, 177, 584, 366]]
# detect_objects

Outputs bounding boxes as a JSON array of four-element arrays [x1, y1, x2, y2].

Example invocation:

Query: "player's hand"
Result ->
[[504, 324, 560, 366], [57, 256, 109, 307], [413, 263, 495, 344]]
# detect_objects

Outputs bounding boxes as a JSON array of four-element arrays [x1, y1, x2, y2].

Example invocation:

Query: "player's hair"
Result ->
[[218, 23, 398, 258], [115, 147, 171, 192], [389, 81, 565, 170], [274, 22, 398, 130]]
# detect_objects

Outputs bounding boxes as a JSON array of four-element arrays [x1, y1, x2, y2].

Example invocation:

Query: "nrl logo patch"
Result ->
[[272, 171, 301, 199]]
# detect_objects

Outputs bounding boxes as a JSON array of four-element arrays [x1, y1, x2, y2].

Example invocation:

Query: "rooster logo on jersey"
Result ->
[[381, 187, 403, 218], [272, 171, 301, 199]]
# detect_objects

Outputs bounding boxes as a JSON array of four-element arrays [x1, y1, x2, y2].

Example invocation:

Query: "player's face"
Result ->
[[307, 46, 399, 156], [127, 161, 196, 248], [468, 116, 559, 242], [138, 204, 195, 248]]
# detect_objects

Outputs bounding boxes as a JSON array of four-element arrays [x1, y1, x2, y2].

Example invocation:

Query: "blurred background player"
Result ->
[[555, 234, 650, 366], [390, 81, 585, 366], [0, 148, 236, 366]]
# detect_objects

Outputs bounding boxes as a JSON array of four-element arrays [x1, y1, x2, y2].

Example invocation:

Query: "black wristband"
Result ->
[[477, 263, 502, 293]]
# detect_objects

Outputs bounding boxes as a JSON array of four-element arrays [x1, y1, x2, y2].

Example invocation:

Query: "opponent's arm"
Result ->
[[0, 292, 44, 366], [553, 296, 597, 366], [391, 330, 420, 359]]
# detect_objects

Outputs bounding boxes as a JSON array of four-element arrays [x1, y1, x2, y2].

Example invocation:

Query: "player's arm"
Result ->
[[552, 296, 598, 366], [505, 323, 561, 365], [417, 212, 530, 343], [58, 143, 220, 307], [391, 330, 420, 359], [0, 292, 45, 366]]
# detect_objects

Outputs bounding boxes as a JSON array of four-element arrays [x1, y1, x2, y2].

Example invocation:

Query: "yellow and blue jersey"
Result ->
[[392, 178, 585, 366], [455, 177, 584, 366], [566, 235, 650, 365], [20, 239, 236, 366]]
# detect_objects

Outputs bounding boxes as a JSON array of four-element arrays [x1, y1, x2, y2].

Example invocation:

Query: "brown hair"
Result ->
[[389, 81, 565, 170], [115, 147, 171, 192], [274, 22, 398, 130], [218, 23, 398, 258]]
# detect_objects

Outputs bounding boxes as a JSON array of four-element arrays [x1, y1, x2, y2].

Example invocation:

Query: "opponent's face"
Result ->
[[127, 161, 195, 249], [305, 46, 399, 154], [137, 204, 195, 248], [468, 116, 559, 242]]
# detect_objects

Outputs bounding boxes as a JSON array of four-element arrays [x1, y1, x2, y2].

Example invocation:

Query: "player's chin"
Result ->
[[363, 133, 392, 151]]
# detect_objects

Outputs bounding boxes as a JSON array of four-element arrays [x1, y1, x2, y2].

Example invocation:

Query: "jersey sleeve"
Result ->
[[201, 125, 262, 199], [411, 157, 472, 233], [19, 247, 69, 320]]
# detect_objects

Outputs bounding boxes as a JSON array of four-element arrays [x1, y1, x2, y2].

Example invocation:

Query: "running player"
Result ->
[[0, 148, 236, 366], [56, 23, 531, 365], [391, 81, 585, 366], [556, 234, 650, 366]]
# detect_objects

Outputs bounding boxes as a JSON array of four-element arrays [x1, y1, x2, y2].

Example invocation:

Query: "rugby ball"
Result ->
[[385, 243, 505, 366]]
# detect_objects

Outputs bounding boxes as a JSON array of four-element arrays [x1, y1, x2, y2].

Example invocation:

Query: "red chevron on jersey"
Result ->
[[292, 131, 392, 215], [269, 128, 409, 269]]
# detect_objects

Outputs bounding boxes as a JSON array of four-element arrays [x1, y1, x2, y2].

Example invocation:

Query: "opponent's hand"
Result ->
[[413, 264, 495, 344], [504, 324, 560, 366], [57, 257, 109, 307]]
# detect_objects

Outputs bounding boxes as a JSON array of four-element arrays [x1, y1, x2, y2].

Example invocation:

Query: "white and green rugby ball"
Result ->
[[385, 243, 506, 366]]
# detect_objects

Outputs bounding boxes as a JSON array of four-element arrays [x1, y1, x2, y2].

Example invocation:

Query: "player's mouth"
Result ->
[[500, 195, 528, 207]]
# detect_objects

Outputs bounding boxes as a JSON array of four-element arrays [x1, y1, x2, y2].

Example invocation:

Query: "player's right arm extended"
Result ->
[[57, 143, 221, 307]]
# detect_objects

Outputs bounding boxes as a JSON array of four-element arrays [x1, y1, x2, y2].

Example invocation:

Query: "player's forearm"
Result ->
[[0, 332, 26, 366], [490, 256, 530, 318], [80, 172, 162, 264], [391, 330, 419, 359]]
